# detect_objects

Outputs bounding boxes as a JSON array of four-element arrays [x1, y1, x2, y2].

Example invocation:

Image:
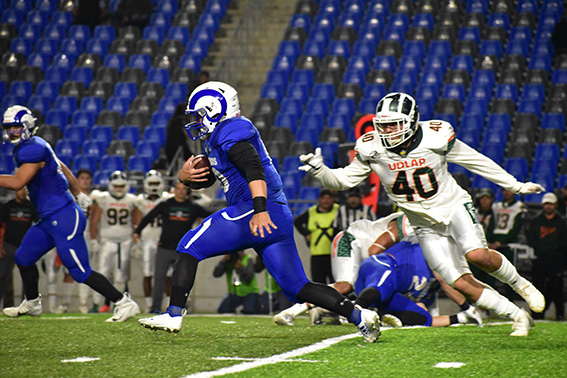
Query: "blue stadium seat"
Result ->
[[136, 140, 160, 160], [415, 84, 440, 103], [463, 98, 489, 118], [35, 81, 60, 98], [373, 55, 396, 72], [428, 40, 452, 59], [27, 95, 51, 115], [458, 27, 481, 44], [494, 84, 519, 102], [191, 25, 215, 47], [487, 13, 510, 30], [534, 143, 560, 163], [471, 176, 498, 191], [117, 125, 141, 146], [93, 25, 116, 43], [479, 40, 503, 58], [128, 54, 152, 74], [328, 40, 351, 60], [305, 98, 329, 116], [35, 38, 60, 59], [9, 37, 33, 57], [272, 54, 295, 76], [459, 114, 484, 133], [92, 169, 113, 186], [43, 24, 67, 42], [541, 113, 566, 132], [178, 54, 201, 73], [150, 12, 173, 28], [278, 40, 301, 62], [55, 139, 80, 158], [280, 171, 301, 199], [51, 53, 76, 76], [18, 23, 41, 41], [348, 55, 371, 73], [70, 66, 94, 87], [157, 97, 179, 114], [60, 38, 85, 57], [295, 127, 318, 148], [91, 125, 114, 147], [302, 40, 326, 60], [557, 175, 567, 190], [127, 155, 151, 173], [413, 13, 434, 31], [1, 95, 21, 111], [517, 99, 542, 119], [2, 9, 24, 29], [450, 55, 474, 74], [274, 112, 299, 133], [54, 96, 78, 114], [73, 154, 98, 173], [50, 11, 73, 29], [342, 69, 366, 87], [504, 158, 529, 182], [80, 96, 104, 115], [486, 113, 511, 134], [457, 128, 481, 150], [505, 40, 529, 57], [82, 140, 106, 158], [280, 98, 303, 117], [86, 38, 110, 58], [297, 185, 320, 201], [382, 26, 406, 45], [63, 125, 88, 143], [147, 68, 169, 88], [100, 154, 125, 172], [26, 10, 49, 28], [150, 111, 170, 128], [103, 54, 127, 73], [290, 13, 311, 31], [442, 84, 466, 103], [167, 26, 190, 45], [157, 0, 178, 14], [331, 98, 355, 119], [106, 96, 130, 117], [266, 69, 290, 90], [552, 69, 567, 85], [420, 70, 444, 88], [26, 53, 50, 72], [352, 40, 376, 59], [113, 82, 137, 102], [363, 83, 387, 102], [286, 83, 310, 103], [528, 54, 552, 72], [9, 81, 33, 102], [71, 110, 96, 130], [299, 114, 324, 133], [68, 25, 91, 44], [143, 125, 167, 145], [291, 69, 315, 88], [326, 114, 351, 134], [311, 83, 335, 104], [282, 155, 302, 174], [471, 70, 495, 87], [165, 82, 188, 102], [404, 41, 427, 60]]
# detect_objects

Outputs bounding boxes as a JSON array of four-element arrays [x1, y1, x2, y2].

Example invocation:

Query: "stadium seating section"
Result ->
[[0, 0, 565, 206]]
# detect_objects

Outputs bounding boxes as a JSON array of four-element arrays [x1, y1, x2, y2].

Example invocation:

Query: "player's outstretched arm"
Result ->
[[0, 162, 43, 190]]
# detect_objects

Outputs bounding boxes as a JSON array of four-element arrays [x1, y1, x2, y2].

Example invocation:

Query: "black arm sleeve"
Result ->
[[134, 201, 165, 234], [227, 141, 265, 183]]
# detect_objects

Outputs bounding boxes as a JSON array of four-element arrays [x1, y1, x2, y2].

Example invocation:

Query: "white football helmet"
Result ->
[[373, 92, 419, 148], [108, 170, 130, 199], [143, 170, 164, 195], [2, 105, 37, 145], [185, 81, 240, 140]]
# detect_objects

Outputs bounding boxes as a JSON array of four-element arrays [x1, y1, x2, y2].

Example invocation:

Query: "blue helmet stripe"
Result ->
[[188, 89, 227, 122]]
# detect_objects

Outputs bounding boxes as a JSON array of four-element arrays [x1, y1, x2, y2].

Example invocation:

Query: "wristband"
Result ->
[[253, 196, 267, 214]]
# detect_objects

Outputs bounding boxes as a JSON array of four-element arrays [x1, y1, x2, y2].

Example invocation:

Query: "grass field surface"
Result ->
[[2, 314, 566, 378]]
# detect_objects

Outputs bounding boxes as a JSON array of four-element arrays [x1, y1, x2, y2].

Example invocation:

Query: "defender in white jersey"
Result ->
[[135, 170, 173, 312], [300, 92, 545, 336], [90, 171, 141, 309]]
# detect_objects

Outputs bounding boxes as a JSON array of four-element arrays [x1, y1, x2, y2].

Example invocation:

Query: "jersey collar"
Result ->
[[390, 126, 423, 157]]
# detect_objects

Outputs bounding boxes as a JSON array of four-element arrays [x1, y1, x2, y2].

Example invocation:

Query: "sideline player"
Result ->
[[138, 82, 381, 342], [135, 170, 172, 312], [299, 93, 544, 336], [90, 170, 141, 312], [0, 106, 139, 321]]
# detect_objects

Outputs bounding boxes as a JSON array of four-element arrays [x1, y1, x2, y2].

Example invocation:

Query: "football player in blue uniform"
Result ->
[[138, 82, 381, 342], [355, 240, 481, 327], [0, 106, 140, 322]]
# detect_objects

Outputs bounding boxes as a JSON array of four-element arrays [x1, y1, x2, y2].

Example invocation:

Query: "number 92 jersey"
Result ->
[[92, 191, 139, 242], [354, 122, 474, 227]]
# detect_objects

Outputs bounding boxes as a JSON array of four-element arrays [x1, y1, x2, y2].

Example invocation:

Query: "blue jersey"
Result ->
[[355, 241, 440, 308], [201, 116, 287, 207], [13, 136, 74, 217]]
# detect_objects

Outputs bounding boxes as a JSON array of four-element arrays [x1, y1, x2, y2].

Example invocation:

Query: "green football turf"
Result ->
[[1, 314, 566, 378]]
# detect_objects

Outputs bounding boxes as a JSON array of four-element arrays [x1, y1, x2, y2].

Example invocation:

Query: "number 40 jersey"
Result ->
[[313, 121, 523, 228], [92, 191, 139, 243]]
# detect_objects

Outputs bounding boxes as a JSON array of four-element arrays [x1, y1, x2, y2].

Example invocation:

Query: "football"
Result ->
[[189, 155, 216, 189]]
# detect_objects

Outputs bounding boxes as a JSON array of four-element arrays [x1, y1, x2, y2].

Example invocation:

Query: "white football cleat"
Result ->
[[106, 293, 140, 322], [355, 307, 381, 343], [3, 295, 42, 317], [463, 306, 483, 327], [514, 280, 545, 313], [309, 307, 330, 325], [381, 314, 402, 328], [273, 312, 295, 326], [138, 309, 186, 333], [510, 309, 533, 337]]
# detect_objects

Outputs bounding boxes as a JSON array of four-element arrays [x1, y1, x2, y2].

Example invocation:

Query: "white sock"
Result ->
[[488, 251, 524, 289], [474, 287, 521, 320], [286, 303, 310, 317]]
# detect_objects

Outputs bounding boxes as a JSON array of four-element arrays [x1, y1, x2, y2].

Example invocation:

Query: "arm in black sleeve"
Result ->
[[294, 210, 310, 237], [228, 141, 265, 183], [213, 260, 228, 278], [134, 201, 165, 235]]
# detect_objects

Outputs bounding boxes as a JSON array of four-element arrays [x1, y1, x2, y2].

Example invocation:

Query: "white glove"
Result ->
[[90, 239, 101, 254], [299, 147, 324, 174], [76, 192, 92, 212], [463, 306, 484, 327], [516, 182, 545, 194]]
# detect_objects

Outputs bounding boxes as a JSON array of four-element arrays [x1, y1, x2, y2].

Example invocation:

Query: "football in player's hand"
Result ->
[[189, 155, 216, 189]]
